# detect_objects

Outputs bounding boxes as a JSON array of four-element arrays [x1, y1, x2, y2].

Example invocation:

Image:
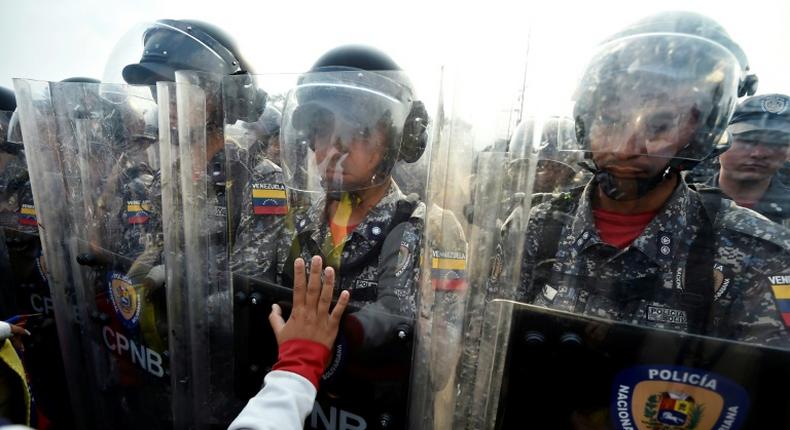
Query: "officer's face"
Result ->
[[719, 134, 789, 182], [588, 93, 699, 179], [312, 118, 387, 190], [534, 160, 576, 193]]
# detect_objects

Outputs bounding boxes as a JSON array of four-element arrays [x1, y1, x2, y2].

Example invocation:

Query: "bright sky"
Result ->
[[1, 0, 788, 147]]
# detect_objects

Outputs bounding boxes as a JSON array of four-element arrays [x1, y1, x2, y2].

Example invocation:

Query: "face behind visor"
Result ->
[[571, 33, 741, 200], [281, 69, 413, 193]]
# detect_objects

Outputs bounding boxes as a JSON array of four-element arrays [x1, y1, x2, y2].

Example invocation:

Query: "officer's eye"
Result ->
[[354, 127, 371, 140], [644, 113, 675, 137]]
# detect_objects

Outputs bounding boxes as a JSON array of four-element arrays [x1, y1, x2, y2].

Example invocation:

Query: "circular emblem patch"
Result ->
[[108, 272, 141, 330], [612, 365, 749, 430], [761, 96, 788, 115]]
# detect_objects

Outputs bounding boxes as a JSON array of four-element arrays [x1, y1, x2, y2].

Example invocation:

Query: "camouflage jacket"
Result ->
[[503, 179, 790, 348], [229, 158, 290, 281], [706, 173, 790, 229]]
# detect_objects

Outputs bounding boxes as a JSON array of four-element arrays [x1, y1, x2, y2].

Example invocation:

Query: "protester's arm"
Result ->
[[228, 256, 349, 430], [0, 322, 29, 342]]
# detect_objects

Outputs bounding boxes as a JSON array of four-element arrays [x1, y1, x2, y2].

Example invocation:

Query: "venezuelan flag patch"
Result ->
[[252, 183, 288, 215], [768, 275, 790, 327], [17, 204, 37, 226], [127, 200, 151, 225], [431, 250, 468, 291]]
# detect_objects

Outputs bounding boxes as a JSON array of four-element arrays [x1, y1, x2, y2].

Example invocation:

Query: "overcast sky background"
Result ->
[[1, 0, 788, 143]]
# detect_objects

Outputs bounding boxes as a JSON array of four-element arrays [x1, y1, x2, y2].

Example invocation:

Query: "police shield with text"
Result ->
[[482, 11, 790, 429], [14, 77, 169, 429]]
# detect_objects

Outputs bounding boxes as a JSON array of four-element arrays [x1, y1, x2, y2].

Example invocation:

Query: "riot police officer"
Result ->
[[708, 94, 790, 228], [496, 11, 789, 347], [231, 45, 465, 428]]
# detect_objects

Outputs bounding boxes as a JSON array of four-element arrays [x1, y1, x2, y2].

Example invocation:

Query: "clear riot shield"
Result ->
[[0, 107, 75, 428], [14, 79, 172, 429], [166, 70, 238, 428], [474, 12, 790, 430], [216, 69, 440, 429]]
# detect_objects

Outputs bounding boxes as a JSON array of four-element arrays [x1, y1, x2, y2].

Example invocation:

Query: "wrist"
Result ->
[[272, 339, 331, 389]]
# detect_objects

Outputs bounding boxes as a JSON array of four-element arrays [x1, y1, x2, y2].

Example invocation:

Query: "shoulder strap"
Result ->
[[681, 187, 722, 334], [535, 187, 585, 264]]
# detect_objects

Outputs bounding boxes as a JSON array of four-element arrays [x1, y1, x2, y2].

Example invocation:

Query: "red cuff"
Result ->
[[272, 339, 331, 389]]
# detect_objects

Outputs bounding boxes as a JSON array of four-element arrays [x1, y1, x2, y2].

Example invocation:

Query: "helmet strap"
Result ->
[[580, 160, 676, 201]]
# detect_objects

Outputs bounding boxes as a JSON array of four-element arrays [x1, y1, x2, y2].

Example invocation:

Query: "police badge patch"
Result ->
[[108, 272, 142, 330], [611, 365, 749, 430], [761, 95, 788, 115]]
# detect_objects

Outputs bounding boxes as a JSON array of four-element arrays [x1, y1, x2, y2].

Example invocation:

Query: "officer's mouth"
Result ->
[[603, 166, 648, 178], [739, 163, 769, 171]]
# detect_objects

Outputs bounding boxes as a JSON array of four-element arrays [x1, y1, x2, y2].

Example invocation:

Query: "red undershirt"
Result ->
[[592, 208, 659, 249]]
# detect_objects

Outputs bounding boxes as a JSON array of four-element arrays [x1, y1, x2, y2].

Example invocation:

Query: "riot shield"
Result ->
[[0, 106, 75, 428], [466, 12, 790, 430], [195, 69, 443, 429], [167, 70, 238, 428], [14, 79, 172, 429]]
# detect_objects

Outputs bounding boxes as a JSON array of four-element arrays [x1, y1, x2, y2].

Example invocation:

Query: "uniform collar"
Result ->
[[296, 181, 407, 248], [566, 178, 694, 266], [708, 172, 790, 220]]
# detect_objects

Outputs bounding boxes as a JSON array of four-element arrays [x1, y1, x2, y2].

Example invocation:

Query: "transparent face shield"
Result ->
[[98, 84, 159, 151], [509, 117, 582, 194], [281, 70, 413, 193], [569, 34, 741, 171]]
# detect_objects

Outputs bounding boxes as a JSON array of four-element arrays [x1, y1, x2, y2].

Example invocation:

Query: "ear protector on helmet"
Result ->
[[739, 73, 759, 98], [399, 100, 428, 163]]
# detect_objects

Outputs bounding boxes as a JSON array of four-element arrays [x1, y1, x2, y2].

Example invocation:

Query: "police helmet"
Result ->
[[0, 86, 15, 112], [573, 11, 747, 172], [0, 86, 16, 149], [118, 19, 264, 122], [729, 94, 790, 145], [281, 45, 428, 192]]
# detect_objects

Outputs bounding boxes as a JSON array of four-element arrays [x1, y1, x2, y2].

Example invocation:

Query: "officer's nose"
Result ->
[[610, 124, 646, 159], [749, 143, 772, 159]]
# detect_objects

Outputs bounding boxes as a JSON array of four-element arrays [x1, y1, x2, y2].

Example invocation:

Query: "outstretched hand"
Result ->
[[269, 256, 350, 350]]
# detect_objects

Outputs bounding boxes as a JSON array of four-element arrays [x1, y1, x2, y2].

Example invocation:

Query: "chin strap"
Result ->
[[578, 160, 675, 201], [325, 190, 363, 206]]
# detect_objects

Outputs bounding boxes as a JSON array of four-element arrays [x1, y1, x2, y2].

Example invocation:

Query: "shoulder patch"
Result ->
[[252, 183, 288, 215], [718, 201, 790, 250]]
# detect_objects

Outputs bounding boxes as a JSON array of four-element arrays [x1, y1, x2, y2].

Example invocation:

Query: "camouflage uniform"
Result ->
[[288, 181, 424, 317], [706, 172, 790, 229], [501, 179, 790, 349], [230, 158, 290, 281]]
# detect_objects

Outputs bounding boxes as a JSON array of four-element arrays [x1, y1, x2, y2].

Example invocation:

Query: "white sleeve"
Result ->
[[0, 321, 11, 341], [227, 370, 317, 430]]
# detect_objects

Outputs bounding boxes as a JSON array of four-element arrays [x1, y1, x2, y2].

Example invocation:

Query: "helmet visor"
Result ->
[[281, 70, 413, 192], [571, 34, 741, 163]]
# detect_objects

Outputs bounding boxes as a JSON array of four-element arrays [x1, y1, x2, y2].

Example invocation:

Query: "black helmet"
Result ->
[[572, 11, 745, 200], [122, 19, 251, 85], [120, 19, 264, 123], [0, 87, 17, 151], [305, 45, 428, 163], [0, 86, 16, 112], [281, 45, 428, 193]]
